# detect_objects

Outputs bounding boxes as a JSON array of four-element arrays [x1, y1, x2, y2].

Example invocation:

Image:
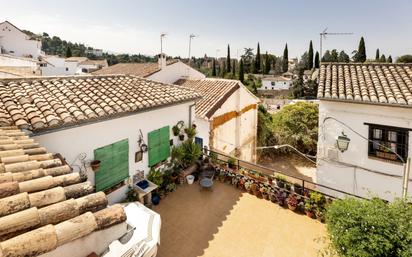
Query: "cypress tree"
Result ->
[[264, 51, 270, 74], [232, 59, 236, 76], [220, 61, 226, 77], [387, 55, 393, 63], [356, 37, 366, 62], [379, 54, 386, 63], [308, 40, 314, 69], [375, 48, 380, 61], [212, 59, 216, 76], [254, 42, 261, 73], [227, 44, 231, 73], [239, 59, 244, 82], [282, 43, 288, 72], [314, 51, 320, 68], [66, 46, 72, 58]]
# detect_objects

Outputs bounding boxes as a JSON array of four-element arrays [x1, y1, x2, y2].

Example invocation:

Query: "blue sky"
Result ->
[[2, 0, 412, 59]]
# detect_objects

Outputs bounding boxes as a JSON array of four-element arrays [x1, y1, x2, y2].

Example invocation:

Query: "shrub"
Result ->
[[325, 197, 412, 257], [180, 140, 202, 167]]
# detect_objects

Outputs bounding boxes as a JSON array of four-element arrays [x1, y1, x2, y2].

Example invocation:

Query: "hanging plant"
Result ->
[[184, 126, 197, 140]]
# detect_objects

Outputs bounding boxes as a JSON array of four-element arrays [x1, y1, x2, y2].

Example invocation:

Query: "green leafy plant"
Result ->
[[184, 126, 197, 139], [172, 125, 181, 136], [275, 175, 287, 182], [166, 183, 177, 192], [325, 198, 412, 257], [171, 145, 185, 167], [126, 186, 139, 202], [147, 167, 164, 186], [209, 151, 218, 164], [180, 140, 202, 167]]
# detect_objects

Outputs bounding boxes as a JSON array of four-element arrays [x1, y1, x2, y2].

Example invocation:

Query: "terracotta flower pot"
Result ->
[[305, 210, 314, 218], [90, 160, 101, 172]]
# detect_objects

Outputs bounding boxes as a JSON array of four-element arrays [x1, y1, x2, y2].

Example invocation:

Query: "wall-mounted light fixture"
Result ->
[[336, 132, 350, 152]]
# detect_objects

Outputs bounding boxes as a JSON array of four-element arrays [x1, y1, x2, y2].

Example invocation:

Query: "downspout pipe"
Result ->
[[189, 103, 196, 126]]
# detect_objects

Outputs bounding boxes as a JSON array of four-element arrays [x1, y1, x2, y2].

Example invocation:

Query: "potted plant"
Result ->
[[251, 182, 261, 197], [244, 180, 253, 194], [315, 207, 325, 223], [304, 199, 315, 218], [287, 194, 299, 211], [179, 133, 185, 141], [269, 188, 278, 203], [275, 175, 286, 188], [276, 190, 287, 206], [172, 125, 181, 136], [260, 185, 269, 200], [227, 157, 237, 169], [147, 167, 164, 186], [90, 160, 101, 172], [126, 186, 139, 202], [184, 126, 197, 140], [293, 183, 303, 195], [166, 182, 177, 192]]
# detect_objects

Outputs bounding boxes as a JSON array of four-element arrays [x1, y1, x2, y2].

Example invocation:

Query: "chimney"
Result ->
[[158, 53, 166, 69]]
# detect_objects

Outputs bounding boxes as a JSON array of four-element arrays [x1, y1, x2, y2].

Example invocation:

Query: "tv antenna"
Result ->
[[160, 33, 167, 55], [188, 34, 197, 64], [319, 28, 353, 59]]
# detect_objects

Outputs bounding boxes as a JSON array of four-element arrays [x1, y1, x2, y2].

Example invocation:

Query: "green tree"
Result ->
[[212, 59, 216, 76], [325, 198, 412, 257], [353, 37, 366, 62], [308, 40, 314, 69], [375, 48, 380, 61], [282, 43, 288, 72], [65, 46, 72, 58], [254, 42, 261, 73], [397, 55, 412, 63], [239, 59, 244, 82], [387, 55, 393, 63], [220, 61, 226, 77], [338, 51, 350, 63], [380, 54, 386, 63], [226, 44, 231, 73], [241, 48, 254, 73], [271, 102, 318, 154], [322, 50, 339, 62], [264, 51, 271, 74], [232, 59, 236, 76], [314, 51, 320, 68]]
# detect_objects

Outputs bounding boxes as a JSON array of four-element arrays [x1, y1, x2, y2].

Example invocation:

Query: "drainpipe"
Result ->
[[189, 103, 196, 126]]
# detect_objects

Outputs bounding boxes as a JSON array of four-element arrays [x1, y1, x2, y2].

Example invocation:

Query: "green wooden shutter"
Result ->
[[95, 139, 129, 192], [148, 126, 170, 166]]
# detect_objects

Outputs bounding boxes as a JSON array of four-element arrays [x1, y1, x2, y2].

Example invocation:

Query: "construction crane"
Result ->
[[320, 28, 353, 59]]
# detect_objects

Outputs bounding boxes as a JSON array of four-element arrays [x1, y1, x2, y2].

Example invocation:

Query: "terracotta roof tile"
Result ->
[[318, 63, 412, 107], [0, 127, 126, 256], [92, 60, 178, 77], [0, 75, 200, 132], [176, 78, 241, 119]]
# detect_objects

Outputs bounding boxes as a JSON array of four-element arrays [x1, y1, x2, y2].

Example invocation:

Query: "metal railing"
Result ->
[[204, 149, 367, 200]]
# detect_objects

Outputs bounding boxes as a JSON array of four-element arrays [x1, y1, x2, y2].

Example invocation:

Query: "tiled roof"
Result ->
[[0, 75, 201, 132], [262, 76, 291, 82], [80, 59, 108, 67], [65, 57, 89, 63], [317, 63, 412, 106], [175, 78, 241, 119], [0, 126, 126, 257], [92, 60, 178, 77]]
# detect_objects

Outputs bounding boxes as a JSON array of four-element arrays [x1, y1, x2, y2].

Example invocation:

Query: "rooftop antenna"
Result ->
[[188, 34, 196, 65], [160, 33, 167, 55], [320, 28, 353, 59]]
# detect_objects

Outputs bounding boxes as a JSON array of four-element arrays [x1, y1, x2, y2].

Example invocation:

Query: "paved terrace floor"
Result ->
[[153, 181, 327, 257]]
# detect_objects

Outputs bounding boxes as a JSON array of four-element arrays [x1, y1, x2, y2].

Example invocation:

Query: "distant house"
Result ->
[[93, 54, 205, 84], [85, 48, 103, 57], [65, 57, 108, 74], [259, 76, 292, 90], [303, 69, 319, 82], [176, 78, 259, 162], [0, 21, 43, 59], [317, 63, 412, 201], [0, 74, 200, 204]]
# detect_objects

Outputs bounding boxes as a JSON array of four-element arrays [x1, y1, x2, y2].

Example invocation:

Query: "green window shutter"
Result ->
[[94, 139, 129, 192], [148, 126, 170, 166]]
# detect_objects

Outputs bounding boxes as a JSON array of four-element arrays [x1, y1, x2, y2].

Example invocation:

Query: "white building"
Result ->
[[0, 21, 43, 59], [316, 63, 412, 201], [176, 78, 260, 162], [66, 57, 108, 74], [0, 74, 200, 204], [85, 48, 103, 57], [93, 54, 205, 84], [259, 76, 292, 91], [0, 54, 42, 77]]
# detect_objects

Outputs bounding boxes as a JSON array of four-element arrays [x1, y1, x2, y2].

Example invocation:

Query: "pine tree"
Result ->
[[227, 44, 231, 73], [232, 59, 236, 76], [239, 59, 244, 82], [308, 40, 314, 69], [380, 54, 386, 63], [375, 48, 380, 61], [314, 51, 320, 68], [387, 55, 393, 63], [66, 46, 72, 58], [254, 42, 261, 73], [212, 59, 216, 76], [355, 37, 366, 62], [282, 43, 289, 72]]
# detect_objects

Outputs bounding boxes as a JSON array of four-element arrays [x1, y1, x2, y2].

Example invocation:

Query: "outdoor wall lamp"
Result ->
[[336, 132, 350, 152]]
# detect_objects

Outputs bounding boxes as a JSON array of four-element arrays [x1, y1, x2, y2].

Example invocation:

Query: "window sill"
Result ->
[[103, 180, 126, 195], [368, 156, 404, 166]]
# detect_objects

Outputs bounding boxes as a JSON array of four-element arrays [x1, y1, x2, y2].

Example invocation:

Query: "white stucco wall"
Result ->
[[0, 55, 38, 67], [259, 79, 291, 90], [148, 61, 205, 84], [41, 56, 69, 76], [317, 100, 412, 201], [0, 22, 42, 58], [34, 101, 195, 204], [195, 118, 210, 150]]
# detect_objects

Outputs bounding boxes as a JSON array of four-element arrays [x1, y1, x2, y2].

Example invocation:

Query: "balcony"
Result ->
[[152, 181, 327, 257]]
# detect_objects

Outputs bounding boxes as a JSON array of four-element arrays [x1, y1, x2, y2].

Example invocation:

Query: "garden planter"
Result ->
[[90, 160, 101, 172], [288, 204, 297, 211], [305, 210, 315, 218], [179, 134, 185, 141], [186, 175, 195, 184]]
